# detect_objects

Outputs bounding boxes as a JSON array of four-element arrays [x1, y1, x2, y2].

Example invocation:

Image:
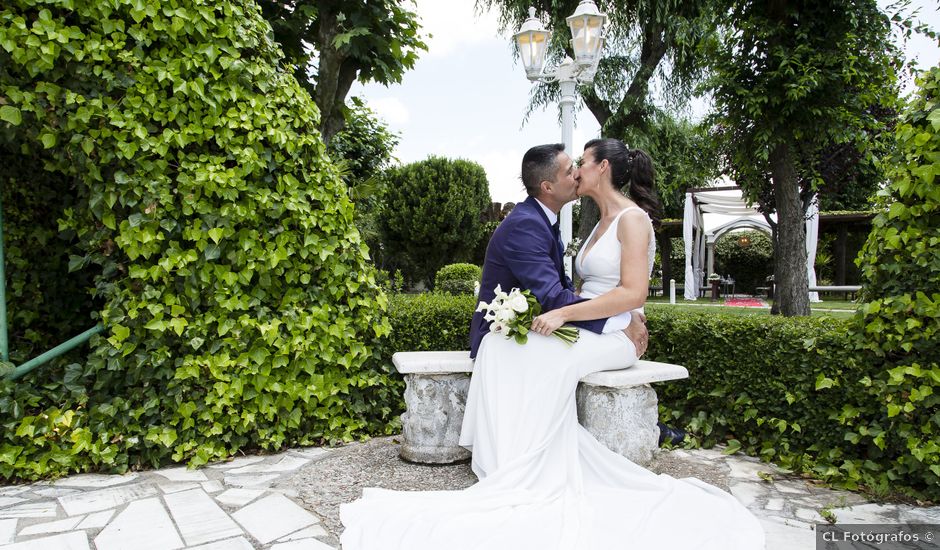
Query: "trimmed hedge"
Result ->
[[388, 293, 475, 354], [382, 157, 492, 286], [434, 263, 482, 295], [646, 305, 937, 499]]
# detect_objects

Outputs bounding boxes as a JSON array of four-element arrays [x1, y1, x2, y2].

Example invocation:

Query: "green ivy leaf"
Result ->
[[0, 106, 22, 125]]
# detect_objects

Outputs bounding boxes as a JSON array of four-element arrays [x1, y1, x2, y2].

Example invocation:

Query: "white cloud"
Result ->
[[366, 97, 410, 127], [474, 149, 526, 205], [413, 0, 503, 58]]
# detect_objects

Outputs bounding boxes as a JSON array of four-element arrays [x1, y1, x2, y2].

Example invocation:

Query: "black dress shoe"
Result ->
[[657, 422, 687, 446]]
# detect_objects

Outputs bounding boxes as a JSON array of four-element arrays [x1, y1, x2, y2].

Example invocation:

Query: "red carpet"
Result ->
[[724, 297, 767, 308]]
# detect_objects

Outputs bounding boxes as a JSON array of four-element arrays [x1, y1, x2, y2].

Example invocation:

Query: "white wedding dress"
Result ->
[[340, 207, 765, 549]]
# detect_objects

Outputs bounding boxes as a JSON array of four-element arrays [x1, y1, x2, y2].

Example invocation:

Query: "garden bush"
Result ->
[[0, 0, 392, 478], [382, 156, 491, 286], [845, 66, 940, 497], [648, 304, 937, 499], [434, 263, 482, 295]]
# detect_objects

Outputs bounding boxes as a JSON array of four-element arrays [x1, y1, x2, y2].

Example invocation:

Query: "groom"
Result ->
[[469, 143, 648, 359]]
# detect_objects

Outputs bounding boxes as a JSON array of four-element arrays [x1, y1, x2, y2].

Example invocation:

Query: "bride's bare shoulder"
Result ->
[[615, 209, 651, 242]]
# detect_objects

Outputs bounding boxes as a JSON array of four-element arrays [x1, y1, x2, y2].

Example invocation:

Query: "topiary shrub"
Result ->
[[382, 156, 491, 286], [0, 0, 391, 477], [845, 66, 940, 495], [434, 263, 482, 295]]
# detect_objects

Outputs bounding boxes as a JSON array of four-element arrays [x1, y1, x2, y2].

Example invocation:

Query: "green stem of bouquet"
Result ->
[[551, 327, 580, 345]]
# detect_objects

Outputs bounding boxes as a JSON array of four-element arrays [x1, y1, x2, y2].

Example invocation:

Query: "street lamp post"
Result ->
[[513, 2, 607, 276]]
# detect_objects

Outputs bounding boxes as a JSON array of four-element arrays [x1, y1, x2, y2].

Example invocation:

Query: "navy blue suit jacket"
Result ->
[[469, 197, 608, 358]]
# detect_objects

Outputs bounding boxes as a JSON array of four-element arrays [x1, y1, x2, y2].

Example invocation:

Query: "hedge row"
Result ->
[[381, 295, 938, 499], [648, 306, 936, 499], [3, 286, 932, 498]]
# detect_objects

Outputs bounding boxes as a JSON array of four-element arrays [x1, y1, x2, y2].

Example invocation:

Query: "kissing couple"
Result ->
[[341, 139, 765, 549]]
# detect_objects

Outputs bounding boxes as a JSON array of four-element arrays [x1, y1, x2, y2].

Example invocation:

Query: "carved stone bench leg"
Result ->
[[576, 383, 659, 466], [400, 373, 471, 464]]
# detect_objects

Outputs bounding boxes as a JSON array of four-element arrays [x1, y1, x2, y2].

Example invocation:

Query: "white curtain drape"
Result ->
[[806, 196, 820, 302], [683, 193, 697, 300], [681, 188, 821, 303]]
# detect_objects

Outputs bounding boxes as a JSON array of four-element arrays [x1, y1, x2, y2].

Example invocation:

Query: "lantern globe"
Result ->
[[514, 7, 552, 79], [566, 0, 606, 66]]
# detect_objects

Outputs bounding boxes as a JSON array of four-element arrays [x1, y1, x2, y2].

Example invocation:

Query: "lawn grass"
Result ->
[[645, 295, 858, 319]]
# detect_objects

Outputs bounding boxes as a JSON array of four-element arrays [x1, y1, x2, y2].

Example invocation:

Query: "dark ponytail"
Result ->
[[626, 148, 662, 229], [583, 138, 662, 228]]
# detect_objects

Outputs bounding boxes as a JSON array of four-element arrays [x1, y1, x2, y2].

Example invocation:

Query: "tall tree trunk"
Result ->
[[315, 7, 358, 146], [769, 142, 810, 316]]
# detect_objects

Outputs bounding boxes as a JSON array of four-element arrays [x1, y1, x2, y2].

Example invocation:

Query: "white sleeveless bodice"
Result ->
[[576, 206, 655, 299]]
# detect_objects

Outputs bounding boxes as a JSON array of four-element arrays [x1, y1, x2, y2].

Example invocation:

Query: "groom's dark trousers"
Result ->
[[469, 196, 607, 358]]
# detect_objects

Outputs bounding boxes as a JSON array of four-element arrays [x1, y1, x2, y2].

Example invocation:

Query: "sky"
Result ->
[[352, 0, 940, 205]]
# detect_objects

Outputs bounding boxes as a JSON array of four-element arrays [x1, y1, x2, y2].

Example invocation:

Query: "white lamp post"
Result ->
[[514, 2, 607, 276]]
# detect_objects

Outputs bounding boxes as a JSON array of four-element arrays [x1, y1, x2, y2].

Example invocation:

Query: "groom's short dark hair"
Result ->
[[521, 143, 565, 197]]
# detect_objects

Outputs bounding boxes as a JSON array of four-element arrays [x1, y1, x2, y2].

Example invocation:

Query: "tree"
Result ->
[[382, 157, 492, 286], [705, 0, 899, 316], [621, 109, 719, 221], [478, 0, 718, 236], [257, 0, 427, 144], [329, 97, 400, 260]]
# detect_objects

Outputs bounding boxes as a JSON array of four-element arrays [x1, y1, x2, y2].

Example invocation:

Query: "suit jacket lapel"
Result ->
[[523, 197, 567, 287]]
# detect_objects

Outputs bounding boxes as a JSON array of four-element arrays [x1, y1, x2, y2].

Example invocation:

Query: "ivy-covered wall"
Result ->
[[849, 66, 940, 497], [0, 0, 394, 477]]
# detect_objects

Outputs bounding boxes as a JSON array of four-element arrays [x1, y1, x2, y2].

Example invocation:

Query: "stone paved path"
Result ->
[[1, 437, 937, 549]]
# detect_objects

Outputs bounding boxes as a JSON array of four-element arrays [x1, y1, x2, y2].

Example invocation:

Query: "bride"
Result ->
[[340, 139, 765, 549]]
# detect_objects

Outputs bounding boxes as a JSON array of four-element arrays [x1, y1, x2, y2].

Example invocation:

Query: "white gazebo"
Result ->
[[682, 185, 820, 302]]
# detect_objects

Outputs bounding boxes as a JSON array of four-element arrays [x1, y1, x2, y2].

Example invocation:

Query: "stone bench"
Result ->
[[393, 351, 689, 467]]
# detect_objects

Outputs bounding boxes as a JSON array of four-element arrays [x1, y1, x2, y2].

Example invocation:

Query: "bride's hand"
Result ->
[[531, 310, 567, 336]]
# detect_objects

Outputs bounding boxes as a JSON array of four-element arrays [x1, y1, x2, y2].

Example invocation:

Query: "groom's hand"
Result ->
[[622, 312, 648, 357]]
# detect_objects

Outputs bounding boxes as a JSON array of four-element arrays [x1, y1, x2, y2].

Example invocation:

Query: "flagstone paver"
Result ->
[[201, 481, 224, 494], [188, 537, 255, 550], [3, 531, 90, 549], [52, 474, 140, 489], [164, 488, 242, 546], [0, 519, 16, 544], [1, 438, 938, 549], [17, 516, 83, 537], [0, 498, 26, 509], [231, 494, 319, 545], [74, 511, 113, 531], [58, 484, 159, 516], [215, 488, 265, 508], [156, 467, 210, 483], [0, 501, 58, 519], [94, 497, 183, 550]]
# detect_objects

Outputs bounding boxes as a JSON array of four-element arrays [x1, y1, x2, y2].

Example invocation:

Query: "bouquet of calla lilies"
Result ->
[[476, 285, 580, 345]]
